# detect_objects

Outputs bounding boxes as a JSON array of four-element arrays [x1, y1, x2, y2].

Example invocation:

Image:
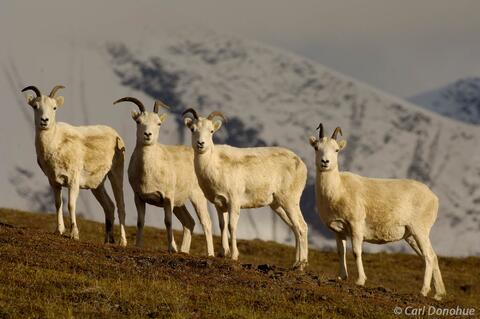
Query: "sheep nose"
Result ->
[[144, 132, 152, 138], [321, 159, 329, 164], [40, 117, 49, 122], [197, 141, 205, 147]]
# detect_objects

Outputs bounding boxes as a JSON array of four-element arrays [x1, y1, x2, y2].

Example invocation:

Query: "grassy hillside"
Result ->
[[0, 208, 478, 318]]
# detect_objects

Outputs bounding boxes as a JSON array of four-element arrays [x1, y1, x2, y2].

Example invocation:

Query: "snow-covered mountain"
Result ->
[[410, 78, 480, 125], [1, 29, 479, 256]]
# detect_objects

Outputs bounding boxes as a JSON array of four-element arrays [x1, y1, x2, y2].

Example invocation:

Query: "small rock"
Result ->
[[460, 284, 472, 293], [257, 263, 273, 273], [376, 286, 387, 293]]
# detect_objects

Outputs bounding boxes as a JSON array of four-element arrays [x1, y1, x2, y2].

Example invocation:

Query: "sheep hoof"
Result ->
[[168, 245, 178, 253], [105, 234, 115, 244], [433, 292, 445, 301], [292, 260, 308, 271], [54, 227, 65, 235], [217, 249, 230, 258], [337, 274, 348, 281], [120, 238, 127, 247], [421, 287, 431, 297], [70, 229, 79, 241], [355, 278, 366, 286]]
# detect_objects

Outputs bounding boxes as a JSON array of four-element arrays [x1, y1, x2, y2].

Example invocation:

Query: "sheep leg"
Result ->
[[336, 233, 348, 280], [351, 232, 366, 285], [134, 193, 146, 247], [52, 185, 65, 235], [432, 252, 446, 300], [283, 204, 308, 270], [173, 205, 195, 254], [216, 205, 230, 257], [191, 199, 215, 257], [164, 200, 178, 253], [413, 233, 437, 297], [269, 203, 297, 261], [108, 171, 127, 247], [67, 183, 80, 240], [228, 203, 241, 261], [91, 184, 116, 244], [405, 235, 422, 256], [409, 233, 446, 300]]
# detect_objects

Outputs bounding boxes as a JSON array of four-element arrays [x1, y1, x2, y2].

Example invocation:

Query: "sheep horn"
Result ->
[[182, 108, 199, 119], [21, 86, 42, 97], [153, 100, 170, 113], [113, 97, 146, 113], [49, 85, 65, 98], [331, 127, 343, 140], [316, 123, 324, 139], [207, 111, 227, 122]]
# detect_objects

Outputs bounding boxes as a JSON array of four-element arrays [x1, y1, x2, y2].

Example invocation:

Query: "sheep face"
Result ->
[[132, 111, 167, 146], [27, 95, 64, 131], [309, 136, 347, 172], [184, 117, 222, 154]]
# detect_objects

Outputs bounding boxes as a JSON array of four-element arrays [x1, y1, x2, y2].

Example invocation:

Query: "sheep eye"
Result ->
[[335, 149, 339, 152], [210, 130, 214, 133], [136, 120, 140, 124], [158, 123, 161, 126], [53, 107, 57, 110]]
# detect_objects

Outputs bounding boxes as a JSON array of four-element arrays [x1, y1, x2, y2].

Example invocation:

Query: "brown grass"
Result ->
[[0, 207, 478, 318]]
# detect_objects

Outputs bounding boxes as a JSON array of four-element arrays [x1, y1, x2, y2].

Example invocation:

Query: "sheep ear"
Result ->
[[26, 95, 36, 108], [184, 117, 194, 129], [338, 140, 347, 150], [158, 113, 167, 123], [309, 136, 317, 147], [213, 120, 222, 132], [131, 110, 141, 120], [54, 96, 64, 108]]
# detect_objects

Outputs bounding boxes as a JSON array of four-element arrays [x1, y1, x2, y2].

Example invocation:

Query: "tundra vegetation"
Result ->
[[0, 208, 478, 318]]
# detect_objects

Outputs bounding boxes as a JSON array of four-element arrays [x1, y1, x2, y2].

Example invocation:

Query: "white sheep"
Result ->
[[183, 108, 309, 269], [114, 97, 214, 256], [308, 123, 446, 300], [21, 85, 127, 246]]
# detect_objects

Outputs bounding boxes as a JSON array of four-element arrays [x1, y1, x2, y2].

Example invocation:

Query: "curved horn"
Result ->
[[49, 85, 65, 98], [316, 123, 324, 139], [182, 108, 199, 119], [21, 86, 41, 97], [207, 111, 227, 122], [153, 100, 170, 113], [113, 97, 145, 113], [331, 127, 343, 140]]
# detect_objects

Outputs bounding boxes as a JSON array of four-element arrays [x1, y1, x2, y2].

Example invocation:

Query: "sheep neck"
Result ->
[[134, 143, 162, 166], [316, 166, 344, 200], [194, 146, 220, 182], [35, 123, 58, 159]]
